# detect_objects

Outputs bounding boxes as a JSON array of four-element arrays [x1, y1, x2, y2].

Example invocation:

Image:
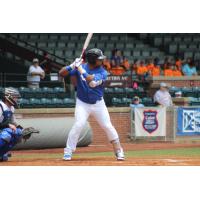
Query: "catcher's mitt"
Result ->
[[22, 127, 40, 141]]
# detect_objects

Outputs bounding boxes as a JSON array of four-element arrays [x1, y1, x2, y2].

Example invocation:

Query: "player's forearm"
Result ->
[[59, 67, 70, 77]]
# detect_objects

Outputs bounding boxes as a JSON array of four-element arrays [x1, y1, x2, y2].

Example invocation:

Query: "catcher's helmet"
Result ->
[[3, 87, 21, 108], [86, 48, 106, 65]]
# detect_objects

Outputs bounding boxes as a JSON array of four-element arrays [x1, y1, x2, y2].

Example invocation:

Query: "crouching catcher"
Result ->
[[0, 88, 39, 162]]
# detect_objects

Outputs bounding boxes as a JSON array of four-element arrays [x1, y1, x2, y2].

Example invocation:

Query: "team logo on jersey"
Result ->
[[142, 110, 158, 134]]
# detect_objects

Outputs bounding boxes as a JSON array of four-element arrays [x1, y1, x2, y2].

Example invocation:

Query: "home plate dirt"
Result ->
[[1, 143, 200, 166]]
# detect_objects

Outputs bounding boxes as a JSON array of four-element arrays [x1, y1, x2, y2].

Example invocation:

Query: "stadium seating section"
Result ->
[[1, 33, 200, 108]]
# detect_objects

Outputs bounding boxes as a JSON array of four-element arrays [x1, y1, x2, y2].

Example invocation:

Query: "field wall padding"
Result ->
[[15, 117, 92, 150]]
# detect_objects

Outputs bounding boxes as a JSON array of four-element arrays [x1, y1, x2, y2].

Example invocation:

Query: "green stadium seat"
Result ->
[[60, 35, 70, 41], [169, 44, 178, 54], [67, 42, 76, 49], [121, 97, 132, 106], [57, 42, 66, 48], [110, 36, 119, 42], [125, 43, 134, 50], [40, 98, 50, 108], [100, 35, 109, 41], [70, 35, 79, 41], [124, 51, 131, 57], [18, 98, 29, 108], [106, 43, 115, 50], [51, 98, 63, 108], [112, 98, 122, 107], [48, 42, 56, 49], [124, 87, 134, 97], [115, 43, 124, 49], [104, 88, 114, 106], [39, 35, 49, 41], [179, 44, 187, 52], [49, 35, 59, 41], [163, 36, 172, 45], [96, 43, 105, 50], [182, 87, 193, 97], [113, 87, 124, 98], [55, 50, 64, 57], [174, 37, 182, 43], [30, 87, 43, 99], [135, 44, 145, 49], [142, 51, 150, 57], [154, 37, 162, 47], [41, 87, 54, 98], [184, 52, 193, 59], [142, 97, 155, 107], [63, 98, 75, 108], [64, 51, 73, 58], [28, 98, 41, 108], [37, 42, 47, 49], [0, 87, 3, 99], [133, 51, 140, 57], [169, 86, 180, 97], [30, 35, 39, 41]]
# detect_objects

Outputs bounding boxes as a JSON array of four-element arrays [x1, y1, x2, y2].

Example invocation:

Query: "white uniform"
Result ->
[[154, 90, 173, 106], [27, 65, 44, 88], [66, 99, 119, 153]]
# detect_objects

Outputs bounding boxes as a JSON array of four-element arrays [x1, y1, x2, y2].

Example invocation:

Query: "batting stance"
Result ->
[[0, 88, 39, 161], [59, 48, 125, 161]]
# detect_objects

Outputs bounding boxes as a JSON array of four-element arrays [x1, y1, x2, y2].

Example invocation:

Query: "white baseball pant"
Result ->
[[65, 98, 119, 153]]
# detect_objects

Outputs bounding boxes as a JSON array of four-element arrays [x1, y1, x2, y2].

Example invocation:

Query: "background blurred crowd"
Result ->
[[103, 49, 199, 78]]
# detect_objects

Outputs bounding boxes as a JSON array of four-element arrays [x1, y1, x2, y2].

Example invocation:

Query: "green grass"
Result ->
[[13, 147, 200, 160]]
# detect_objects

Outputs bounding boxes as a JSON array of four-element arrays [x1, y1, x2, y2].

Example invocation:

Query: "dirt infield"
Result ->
[[1, 143, 200, 166]]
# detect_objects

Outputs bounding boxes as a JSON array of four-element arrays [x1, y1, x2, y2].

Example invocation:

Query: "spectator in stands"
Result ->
[[146, 59, 155, 74], [164, 62, 174, 76], [154, 82, 173, 107], [110, 49, 130, 75], [27, 58, 45, 88], [182, 59, 197, 76], [175, 57, 182, 71], [150, 65, 161, 76], [175, 91, 182, 98], [136, 61, 148, 77], [103, 58, 111, 72], [130, 96, 144, 109], [173, 65, 182, 76]]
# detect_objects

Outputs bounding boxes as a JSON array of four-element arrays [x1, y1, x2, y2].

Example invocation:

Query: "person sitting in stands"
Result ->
[[151, 65, 160, 76], [173, 65, 182, 76], [136, 61, 148, 76], [164, 62, 174, 76], [103, 58, 111, 72], [175, 57, 182, 71], [27, 58, 45, 88], [146, 59, 155, 74], [110, 49, 130, 75], [182, 59, 197, 76], [130, 96, 144, 109], [175, 91, 182, 98]]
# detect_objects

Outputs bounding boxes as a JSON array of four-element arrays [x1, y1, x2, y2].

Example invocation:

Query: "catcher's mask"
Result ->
[[3, 87, 21, 108], [86, 48, 106, 65]]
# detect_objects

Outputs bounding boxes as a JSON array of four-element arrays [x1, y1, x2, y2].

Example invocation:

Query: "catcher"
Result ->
[[0, 87, 39, 162]]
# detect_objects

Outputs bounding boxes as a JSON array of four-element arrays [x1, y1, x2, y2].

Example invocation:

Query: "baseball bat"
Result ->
[[80, 33, 93, 59]]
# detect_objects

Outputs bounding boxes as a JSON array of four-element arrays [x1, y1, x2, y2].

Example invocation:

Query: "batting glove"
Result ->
[[70, 58, 83, 69]]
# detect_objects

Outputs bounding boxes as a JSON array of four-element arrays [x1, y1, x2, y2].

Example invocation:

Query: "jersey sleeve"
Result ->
[[93, 70, 108, 82], [69, 69, 77, 76]]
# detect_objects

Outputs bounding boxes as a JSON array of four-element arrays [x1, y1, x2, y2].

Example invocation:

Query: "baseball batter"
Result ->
[[59, 48, 125, 161]]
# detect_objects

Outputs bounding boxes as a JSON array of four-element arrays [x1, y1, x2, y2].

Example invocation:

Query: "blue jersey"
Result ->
[[69, 63, 107, 104], [68, 63, 107, 104]]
